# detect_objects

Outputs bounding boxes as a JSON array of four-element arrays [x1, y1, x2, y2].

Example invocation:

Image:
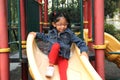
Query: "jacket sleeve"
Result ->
[[70, 31, 88, 53], [35, 32, 49, 42]]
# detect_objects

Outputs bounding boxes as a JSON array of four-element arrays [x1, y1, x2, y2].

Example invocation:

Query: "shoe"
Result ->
[[45, 66, 54, 77]]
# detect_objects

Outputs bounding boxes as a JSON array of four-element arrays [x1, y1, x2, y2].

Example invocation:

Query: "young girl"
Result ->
[[32, 11, 88, 80]]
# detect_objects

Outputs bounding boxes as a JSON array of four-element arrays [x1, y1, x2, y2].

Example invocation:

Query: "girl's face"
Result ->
[[52, 17, 68, 33]]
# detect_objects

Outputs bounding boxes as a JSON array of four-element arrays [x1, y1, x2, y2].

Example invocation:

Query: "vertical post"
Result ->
[[20, 0, 26, 39], [0, 0, 9, 80], [91, 0, 95, 41], [20, 0, 28, 80], [87, 0, 95, 68], [38, 0, 43, 32], [94, 0, 105, 79], [88, 0, 92, 40], [80, 0, 83, 39], [44, 0, 48, 27], [83, 0, 88, 29], [17, 0, 22, 62]]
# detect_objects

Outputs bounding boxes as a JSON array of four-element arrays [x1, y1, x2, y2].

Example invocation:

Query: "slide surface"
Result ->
[[105, 32, 120, 53], [26, 32, 102, 80], [104, 32, 120, 67]]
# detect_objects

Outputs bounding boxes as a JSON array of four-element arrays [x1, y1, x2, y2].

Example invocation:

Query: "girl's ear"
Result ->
[[52, 22, 56, 28]]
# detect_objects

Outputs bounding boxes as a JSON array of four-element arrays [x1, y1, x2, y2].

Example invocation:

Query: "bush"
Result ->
[[104, 23, 120, 41], [115, 30, 120, 41], [104, 23, 117, 35]]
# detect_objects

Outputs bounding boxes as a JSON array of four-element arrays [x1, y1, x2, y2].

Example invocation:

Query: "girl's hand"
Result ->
[[81, 52, 89, 59], [30, 32, 36, 36]]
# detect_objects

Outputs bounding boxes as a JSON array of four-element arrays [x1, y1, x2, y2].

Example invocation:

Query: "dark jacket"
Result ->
[[36, 28, 88, 59]]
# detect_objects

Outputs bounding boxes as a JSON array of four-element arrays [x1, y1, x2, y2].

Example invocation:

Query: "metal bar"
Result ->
[[17, 0, 22, 61], [20, 0, 28, 79], [44, 0, 48, 27], [38, 0, 43, 32], [109, 52, 120, 54], [79, 0, 83, 39], [92, 0, 95, 42], [0, 0, 9, 80], [83, 0, 88, 29], [94, 0, 105, 79]]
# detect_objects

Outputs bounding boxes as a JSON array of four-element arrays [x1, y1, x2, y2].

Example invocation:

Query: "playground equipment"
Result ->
[[26, 29, 120, 80], [104, 33, 120, 68], [84, 29, 120, 68], [1, 0, 120, 80], [26, 32, 102, 80]]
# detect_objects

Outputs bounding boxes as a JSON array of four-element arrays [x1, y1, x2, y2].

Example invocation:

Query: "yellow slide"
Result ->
[[84, 29, 120, 68], [26, 32, 102, 80], [104, 32, 120, 68]]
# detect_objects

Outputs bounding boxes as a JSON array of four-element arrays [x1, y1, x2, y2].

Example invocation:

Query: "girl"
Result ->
[[32, 11, 88, 80]]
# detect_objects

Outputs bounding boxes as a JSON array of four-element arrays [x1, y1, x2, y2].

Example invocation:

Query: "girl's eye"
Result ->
[[56, 23, 68, 26]]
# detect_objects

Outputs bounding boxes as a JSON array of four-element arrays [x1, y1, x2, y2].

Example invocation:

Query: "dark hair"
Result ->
[[49, 11, 71, 29]]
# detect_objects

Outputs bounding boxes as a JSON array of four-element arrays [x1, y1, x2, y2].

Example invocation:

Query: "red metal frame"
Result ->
[[84, 0, 105, 79], [38, 0, 43, 32], [94, 0, 105, 79], [83, 0, 88, 29], [0, 0, 9, 80], [87, 0, 95, 68], [20, 0, 28, 80], [20, 0, 26, 40], [44, 0, 48, 27], [88, 0, 92, 41]]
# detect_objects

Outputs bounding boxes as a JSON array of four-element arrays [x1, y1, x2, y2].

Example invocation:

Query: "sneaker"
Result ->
[[45, 66, 54, 77]]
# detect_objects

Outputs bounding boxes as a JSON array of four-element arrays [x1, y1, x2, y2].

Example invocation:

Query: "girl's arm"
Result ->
[[70, 32, 88, 53], [29, 32, 49, 42], [69, 30, 88, 58]]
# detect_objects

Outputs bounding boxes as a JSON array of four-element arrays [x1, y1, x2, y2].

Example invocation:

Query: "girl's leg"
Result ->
[[46, 43, 60, 77], [58, 57, 68, 80], [48, 43, 60, 65]]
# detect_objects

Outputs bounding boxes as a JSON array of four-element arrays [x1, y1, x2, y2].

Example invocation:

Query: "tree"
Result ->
[[104, 0, 119, 18], [49, 0, 81, 23]]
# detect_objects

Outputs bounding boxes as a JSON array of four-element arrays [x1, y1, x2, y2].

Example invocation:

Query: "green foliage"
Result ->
[[104, 0, 116, 18], [114, 29, 120, 41], [8, 0, 19, 53], [104, 23, 117, 35], [8, 0, 18, 24], [60, 0, 66, 4], [104, 0, 120, 18], [56, 7, 80, 23], [50, 0, 81, 23], [104, 23, 120, 41]]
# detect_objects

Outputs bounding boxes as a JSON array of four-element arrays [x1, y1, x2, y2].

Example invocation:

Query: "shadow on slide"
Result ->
[[26, 32, 102, 80]]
